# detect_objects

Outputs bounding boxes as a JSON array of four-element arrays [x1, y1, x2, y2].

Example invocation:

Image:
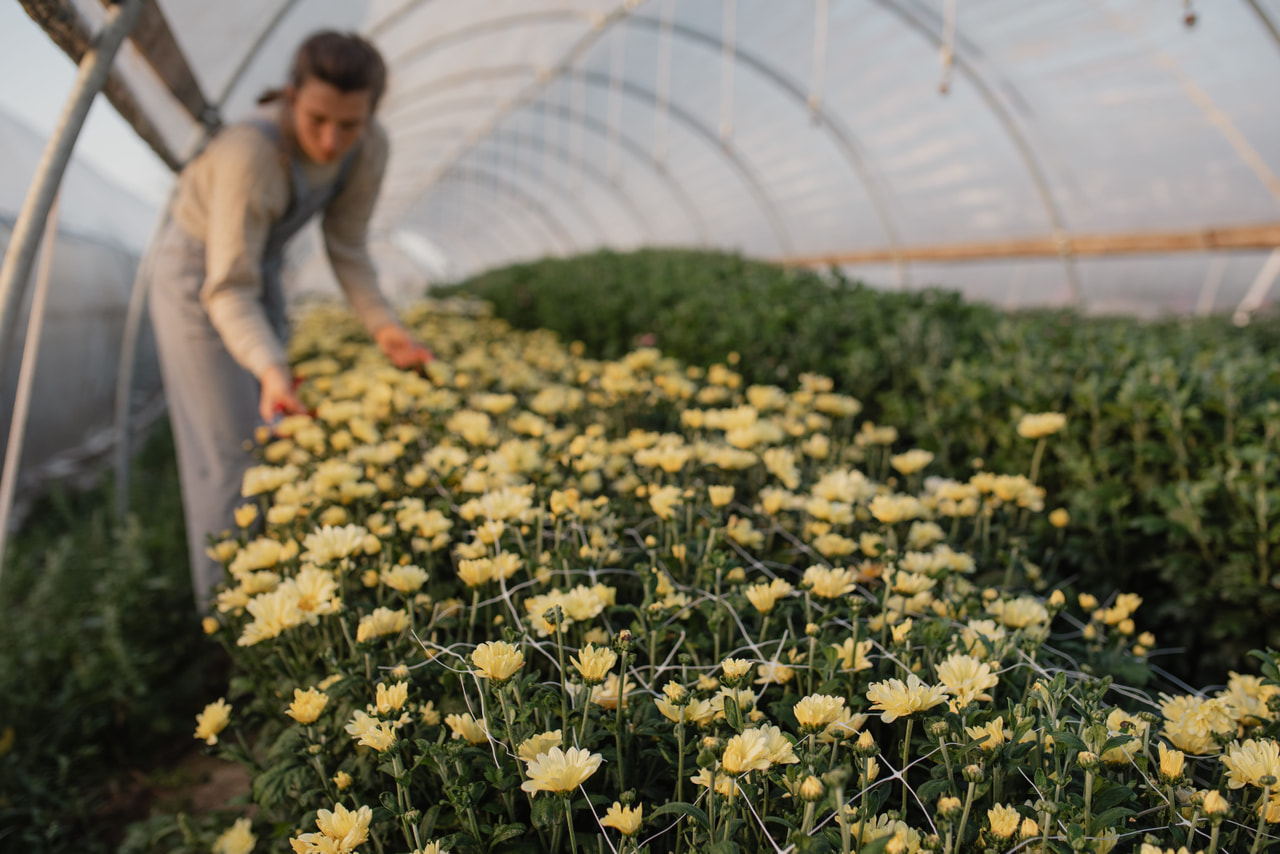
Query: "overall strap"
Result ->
[[245, 113, 360, 343]]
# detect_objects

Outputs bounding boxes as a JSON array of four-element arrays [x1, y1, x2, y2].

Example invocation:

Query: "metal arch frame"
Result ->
[[382, 65, 540, 115], [873, 0, 1081, 304], [564, 68, 793, 253], [382, 8, 603, 72], [386, 65, 795, 253], [210, 0, 306, 107], [424, 165, 580, 255], [624, 12, 907, 283], [422, 177, 557, 262], [392, 111, 615, 248], [421, 177, 549, 268], [377, 64, 709, 243], [378, 6, 794, 253], [469, 130, 617, 247], [391, 98, 665, 244], [367, 0, 443, 39], [475, 123, 655, 243], [1242, 0, 1280, 55]]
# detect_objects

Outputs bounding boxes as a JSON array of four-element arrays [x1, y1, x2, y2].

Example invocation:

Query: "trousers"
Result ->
[[148, 221, 260, 613]]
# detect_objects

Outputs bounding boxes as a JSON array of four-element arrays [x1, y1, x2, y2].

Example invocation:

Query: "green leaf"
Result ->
[[490, 823, 527, 845], [650, 801, 711, 831]]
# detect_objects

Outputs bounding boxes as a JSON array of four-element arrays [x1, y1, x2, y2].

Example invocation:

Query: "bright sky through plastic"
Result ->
[[0, 3, 171, 208]]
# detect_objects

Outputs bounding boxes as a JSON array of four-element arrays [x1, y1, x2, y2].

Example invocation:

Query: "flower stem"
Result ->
[[1249, 784, 1271, 854], [901, 718, 914, 815], [955, 780, 976, 851], [615, 648, 629, 792], [565, 794, 580, 854]]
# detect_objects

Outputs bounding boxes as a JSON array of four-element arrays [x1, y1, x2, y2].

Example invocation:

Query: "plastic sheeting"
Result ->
[[31, 0, 1280, 313], [0, 108, 163, 510]]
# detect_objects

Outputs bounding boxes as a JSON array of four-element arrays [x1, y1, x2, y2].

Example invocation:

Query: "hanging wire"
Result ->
[[654, 0, 676, 169], [719, 0, 736, 142], [809, 0, 829, 123], [939, 0, 957, 95]]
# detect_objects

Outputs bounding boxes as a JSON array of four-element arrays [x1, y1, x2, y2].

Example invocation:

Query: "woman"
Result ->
[[149, 31, 430, 611]]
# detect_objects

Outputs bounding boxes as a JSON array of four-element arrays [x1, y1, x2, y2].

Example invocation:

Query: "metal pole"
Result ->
[[112, 198, 174, 521], [0, 0, 145, 382], [0, 195, 62, 576]]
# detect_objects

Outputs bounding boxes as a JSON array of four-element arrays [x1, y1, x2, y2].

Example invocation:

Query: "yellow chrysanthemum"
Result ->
[[570, 643, 618, 684], [445, 713, 489, 745], [213, 817, 255, 854], [865, 674, 947, 723], [794, 694, 846, 729], [517, 730, 563, 763], [472, 641, 525, 682], [520, 746, 603, 794], [195, 698, 232, 745], [936, 653, 999, 711], [601, 801, 644, 835], [286, 687, 329, 725], [987, 803, 1020, 838], [1016, 412, 1067, 439], [1222, 739, 1280, 789]]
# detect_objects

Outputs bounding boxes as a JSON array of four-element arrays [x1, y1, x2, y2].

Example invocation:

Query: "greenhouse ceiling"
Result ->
[[17, 0, 1280, 314]]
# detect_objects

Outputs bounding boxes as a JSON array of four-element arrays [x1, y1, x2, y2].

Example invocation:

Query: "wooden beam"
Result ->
[[18, 0, 183, 171], [780, 223, 1280, 267], [95, 0, 219, 133]]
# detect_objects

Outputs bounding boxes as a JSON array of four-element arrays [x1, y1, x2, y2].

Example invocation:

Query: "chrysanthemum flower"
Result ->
[[866, 674, 948, 723], [287, 687, 329, 724], [721, 658, 754, 682], [965, 717, 1008, 751], [520, 746, 603, 794], [570, 643, 617, 684], [648, 485, 683, 520], [374, 682, 409, 714], [936, 653, 999, 711], [722, 728, 772, 774], [744, 578, 793, 613], [439, 712, 486, 744], [794, 694, 846, 730], [315, 802, 373, 852], [802, 565, 857, 599], [987, 803, 1020, 838], [380, 564, 429, 593], [517, 730, 563, 763], [213, 817, 255, 854], [1100, 708, 1148, 764], [1016, 412, 1067, 439], [345, 710, 396, 752], [356, 607, 409, 642], [754, 661, 795, 685], [195, 698, 232, 745], [590, 674, 634, 710], [301, 523, 370, 565], [869, 494, 925, 525], [601, 801, 644, 835], [472, 641, 525, 683], [831, 637, 873, 672], [890, 449, 934, 476], [1222, 738, 1280, 789]]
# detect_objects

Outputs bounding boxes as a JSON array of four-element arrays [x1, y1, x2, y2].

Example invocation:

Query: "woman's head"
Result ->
[[279, 31, 388, 165]]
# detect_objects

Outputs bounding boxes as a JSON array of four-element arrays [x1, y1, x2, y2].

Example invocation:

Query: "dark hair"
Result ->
[[258, 30, 387, 110]]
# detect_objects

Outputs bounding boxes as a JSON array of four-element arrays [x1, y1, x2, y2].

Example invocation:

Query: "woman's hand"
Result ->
[[259, 364, 307, 424], [374, 323, 433, 368]]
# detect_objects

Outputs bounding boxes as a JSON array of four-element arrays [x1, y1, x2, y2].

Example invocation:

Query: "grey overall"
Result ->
[[149, 117, 356, 612]]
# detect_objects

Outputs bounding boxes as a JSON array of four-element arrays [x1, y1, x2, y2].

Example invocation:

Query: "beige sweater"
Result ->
[[171, 103, 398, 380]]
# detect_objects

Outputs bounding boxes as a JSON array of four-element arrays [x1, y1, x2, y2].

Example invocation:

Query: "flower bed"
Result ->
[[199, 298, 1279, 854], [448, 249, 1280, 684]]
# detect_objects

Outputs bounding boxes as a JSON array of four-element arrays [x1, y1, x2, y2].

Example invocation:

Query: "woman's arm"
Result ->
[[322, 121, 433, 367]]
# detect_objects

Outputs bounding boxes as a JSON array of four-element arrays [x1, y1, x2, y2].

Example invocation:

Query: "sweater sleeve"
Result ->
[[321, 120, 399, 335], [198, 127, 292, 379]]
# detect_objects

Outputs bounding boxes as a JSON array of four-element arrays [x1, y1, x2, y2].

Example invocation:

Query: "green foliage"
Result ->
[[444, 249, 1280, 683], [0, 425, 206, 854]]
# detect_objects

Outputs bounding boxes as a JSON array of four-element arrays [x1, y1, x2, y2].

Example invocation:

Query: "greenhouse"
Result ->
[[2, 2, 1279, 853]]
